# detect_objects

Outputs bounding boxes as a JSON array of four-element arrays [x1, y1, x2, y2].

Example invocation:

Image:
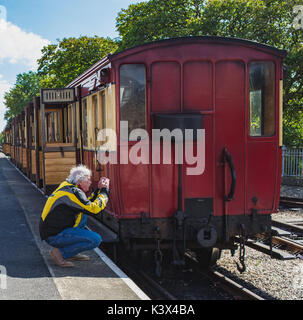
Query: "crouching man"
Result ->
[[39, 165, 110, 267]]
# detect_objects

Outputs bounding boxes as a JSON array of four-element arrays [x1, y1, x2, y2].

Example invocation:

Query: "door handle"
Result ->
[[224, 148, 236, 201]]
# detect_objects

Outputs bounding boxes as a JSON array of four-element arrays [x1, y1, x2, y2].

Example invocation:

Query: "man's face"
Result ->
[[78, 176, 92, 193]]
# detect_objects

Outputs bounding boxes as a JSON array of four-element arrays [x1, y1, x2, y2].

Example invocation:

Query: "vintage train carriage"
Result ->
[[20, 110, 28, 174], [38, 89, 77, 195], [65, 36, 286, 266], [2, 36, 287, 269], [2, 125, 11, 156], [23, 100, 42, 185], [10, 116, 18, 166]]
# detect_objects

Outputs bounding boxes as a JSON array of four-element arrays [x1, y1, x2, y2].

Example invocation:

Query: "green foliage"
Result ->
[[4, 36, 119, 125], [283, 108, 303, 147], [4, 71, 40, 122], [37, 36, 119, 88], [116, 0, 199, 50], [116, 0, 303, 146]]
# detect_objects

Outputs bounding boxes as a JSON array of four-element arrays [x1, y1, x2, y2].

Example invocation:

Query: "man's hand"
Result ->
[[98, 177, 110, 190]]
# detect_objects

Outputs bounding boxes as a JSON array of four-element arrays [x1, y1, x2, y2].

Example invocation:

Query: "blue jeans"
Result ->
[[45, 215, 102, 259]]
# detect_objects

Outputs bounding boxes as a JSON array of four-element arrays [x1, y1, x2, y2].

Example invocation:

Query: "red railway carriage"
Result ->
[[66, 36, 287, 268], [2, 36, 286, 270]]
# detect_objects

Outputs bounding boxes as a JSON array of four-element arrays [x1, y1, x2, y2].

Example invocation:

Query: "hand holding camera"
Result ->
[[98, 177, 110, 190]]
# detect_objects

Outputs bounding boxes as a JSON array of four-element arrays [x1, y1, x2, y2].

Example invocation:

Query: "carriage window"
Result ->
[[101, 92, 106, 132], [98, 91, 107, 144], [249, 62, 275, 136], [65, 104, 73, 143], [93, 95, 98, 129], [18, 123, 21, 144], [22, 120, 26, 145], [82, 99, 88, 146], [92, 95, 98, 142], [45, 111, 62, 143], [120, 64, 146, 139], [30, 114, 35, 145]]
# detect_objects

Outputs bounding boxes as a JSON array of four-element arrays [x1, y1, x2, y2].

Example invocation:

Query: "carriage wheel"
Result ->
[[195, 247, 221, 269]]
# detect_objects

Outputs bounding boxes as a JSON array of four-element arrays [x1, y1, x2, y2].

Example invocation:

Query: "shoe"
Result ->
[[50, 248, 74, 267], [67, 253, 90, 261]]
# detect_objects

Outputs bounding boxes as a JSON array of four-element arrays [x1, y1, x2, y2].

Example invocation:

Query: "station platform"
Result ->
[[0, 153, 150, 300]]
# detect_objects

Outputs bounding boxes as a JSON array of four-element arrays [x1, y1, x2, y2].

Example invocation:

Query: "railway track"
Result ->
[[184, 251, 265, 300], [280, 197, 303, 208], [137, 259, 265, 300], [244, 216, 303, 261], [206, 269, 264, 300], [100, 240, 266, 300], [242, 197, 303, 259], [270, 218, 303, 256]]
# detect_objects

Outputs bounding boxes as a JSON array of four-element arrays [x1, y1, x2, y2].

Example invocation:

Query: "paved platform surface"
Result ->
[[0, 153, 149, 300]]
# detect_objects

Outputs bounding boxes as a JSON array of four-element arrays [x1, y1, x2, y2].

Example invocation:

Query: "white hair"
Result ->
[[67, 165, 91, 185]]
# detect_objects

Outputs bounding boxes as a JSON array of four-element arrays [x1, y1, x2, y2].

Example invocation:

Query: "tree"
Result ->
[[37, 36, 119, 88], [116, 0, 199, 50], [116, 0, 303, 146], [4, 36, 119, 125], [4, 71, 40, 122]]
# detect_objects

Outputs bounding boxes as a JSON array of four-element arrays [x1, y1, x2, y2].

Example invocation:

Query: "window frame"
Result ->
[[119, 63, 147, 142], [248, 61, 276, 138], [44, 109, 63, 144]]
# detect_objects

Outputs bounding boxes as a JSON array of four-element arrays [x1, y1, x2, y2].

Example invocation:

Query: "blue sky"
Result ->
[[0, 0, 144, 131]]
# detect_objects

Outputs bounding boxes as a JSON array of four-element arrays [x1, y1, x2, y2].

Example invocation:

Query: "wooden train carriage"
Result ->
[[39, 89, 77, 195], [67, 64, 118, 216], [9, 119, 15, 161], [11, 117, 17, 165], [2, 126, 11, 156], [19, 113, 24, 170], [15, 113, 22, 169], [27, 96, 44, 187], [10, 118, 15, 163], [78, 86, 116, 187], [24, 102, 34, 179], [20, 110, 28, 174], [67, 37, 286, 254]]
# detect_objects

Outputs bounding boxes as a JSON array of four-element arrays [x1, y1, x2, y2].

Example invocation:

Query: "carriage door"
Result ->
[[246, 62, 277, 212], [119, 64, 149, 217], [214, 61, 246, 216]]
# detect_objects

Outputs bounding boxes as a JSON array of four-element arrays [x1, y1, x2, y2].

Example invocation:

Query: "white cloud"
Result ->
[[0, 19, 50, 132], [0, 19, 50, 69], [0, 75, 13, 131]]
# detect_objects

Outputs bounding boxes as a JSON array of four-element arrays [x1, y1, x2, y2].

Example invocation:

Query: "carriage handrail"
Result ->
[[224, 148, 236, 201]]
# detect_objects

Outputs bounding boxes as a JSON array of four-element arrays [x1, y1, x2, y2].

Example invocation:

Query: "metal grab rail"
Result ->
[[224, 148, 236, 201]]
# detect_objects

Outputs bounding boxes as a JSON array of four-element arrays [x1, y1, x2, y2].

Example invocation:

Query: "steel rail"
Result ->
[[272, 218, 303, 235], [280, 197, 303, 208], [184, 252, 265, 300], [207, 269, 265, 300]]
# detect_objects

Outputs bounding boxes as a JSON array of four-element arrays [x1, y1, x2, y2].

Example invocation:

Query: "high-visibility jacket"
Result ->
[[39, 181, 108, 240]]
